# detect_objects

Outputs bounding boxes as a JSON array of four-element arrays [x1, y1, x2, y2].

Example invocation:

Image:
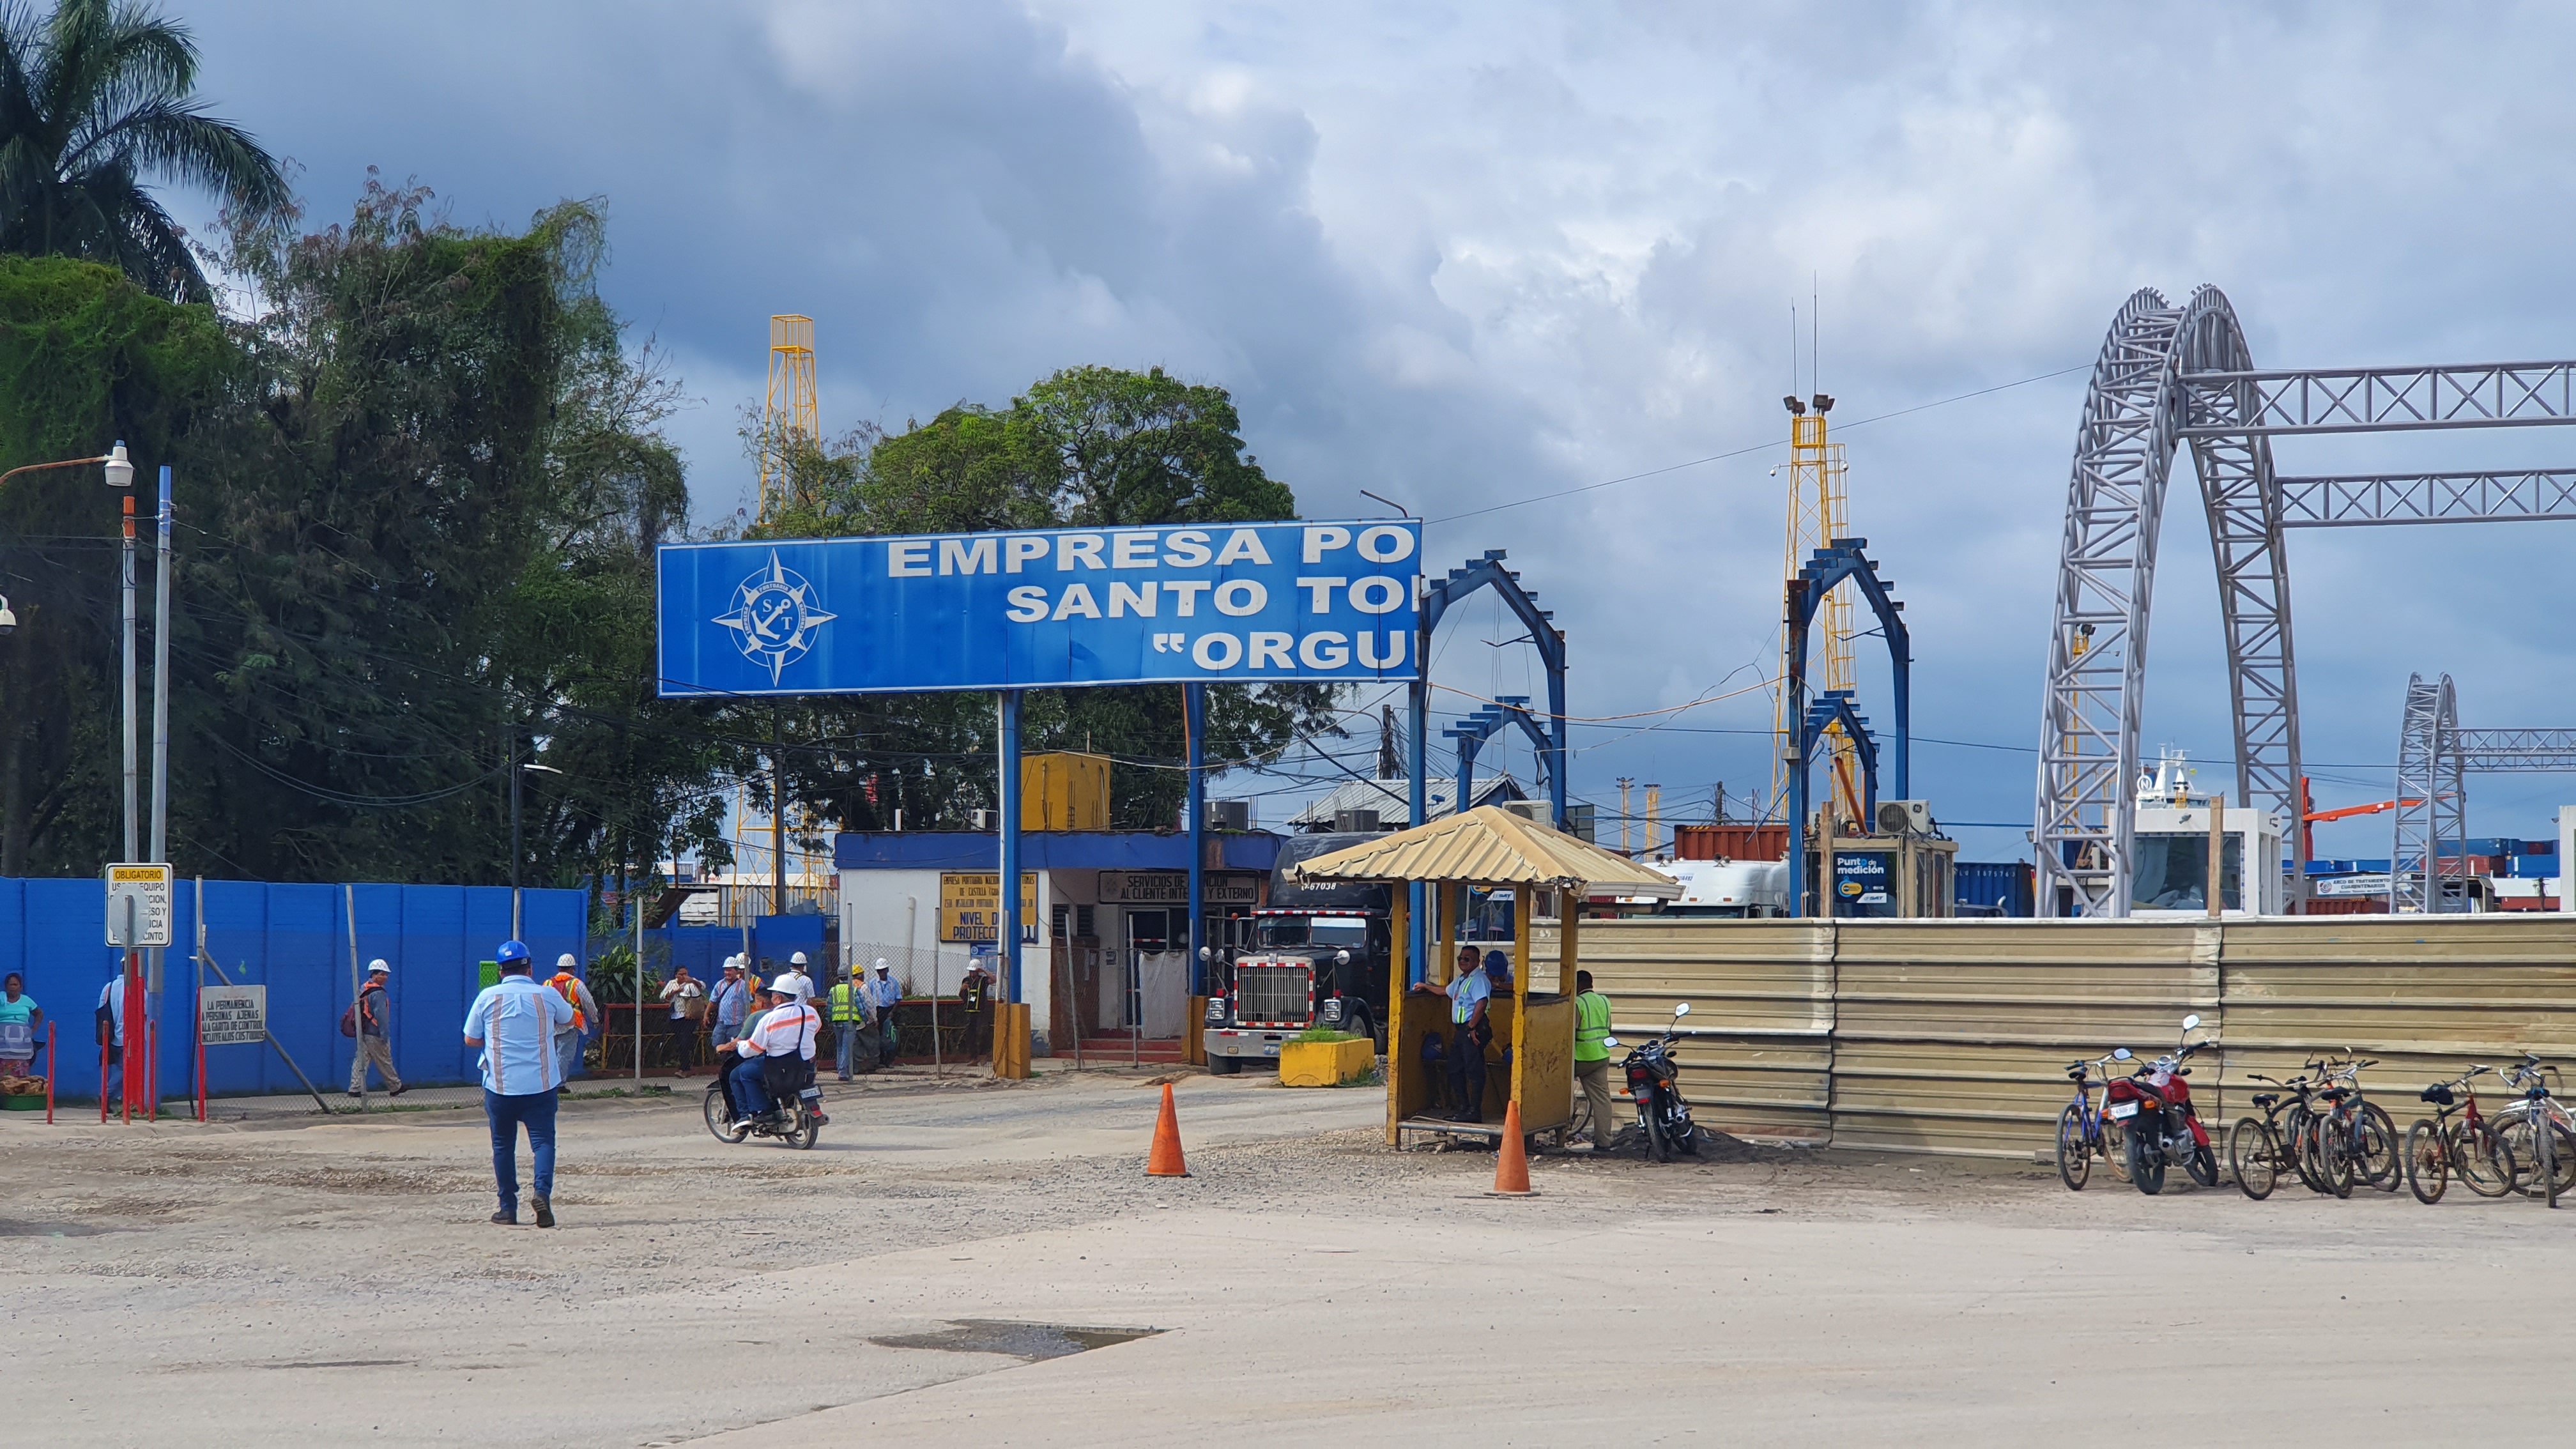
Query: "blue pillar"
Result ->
[[997, 690, 1022, 1002], [1184, 682, 1206, 995], [1407, 676, 1429, 985], [1546, 661, 1568, 831]]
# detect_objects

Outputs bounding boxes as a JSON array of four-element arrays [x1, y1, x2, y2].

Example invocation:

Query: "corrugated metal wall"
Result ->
[[1549, 915, 2576, 1158]]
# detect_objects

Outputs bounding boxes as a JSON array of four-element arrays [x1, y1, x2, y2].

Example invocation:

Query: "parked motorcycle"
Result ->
[[702, 1075, 822, 1150], [1607, 1002, 1698, 1163], [2104, 1014, 2218, 1193]]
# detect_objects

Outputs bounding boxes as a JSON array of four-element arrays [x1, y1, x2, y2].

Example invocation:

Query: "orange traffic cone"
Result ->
[[1491, 1100, 1533, 1194], [1147, 1081, 1190, 1177]]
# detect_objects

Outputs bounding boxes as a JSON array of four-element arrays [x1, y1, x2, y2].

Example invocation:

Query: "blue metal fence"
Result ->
[[0, 877, 588, 1102]]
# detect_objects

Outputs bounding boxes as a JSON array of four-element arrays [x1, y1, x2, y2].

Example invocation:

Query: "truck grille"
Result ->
[[1235, 962, 1312, 1023]]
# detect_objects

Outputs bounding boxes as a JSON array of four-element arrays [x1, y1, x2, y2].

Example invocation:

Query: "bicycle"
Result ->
[[2315, 1056, 2403, 1193], [2228, 1073, 2313, 1200], [2055, 1048, 2135, 1191], [2404, 1066, 2514, 1203], [2494, 1055, 2576, 1207]]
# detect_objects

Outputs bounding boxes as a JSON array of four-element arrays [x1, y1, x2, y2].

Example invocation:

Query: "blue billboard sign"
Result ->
[[656, 520, 1422, 697]]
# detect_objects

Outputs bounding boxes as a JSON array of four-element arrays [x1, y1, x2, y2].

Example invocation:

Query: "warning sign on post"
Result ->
[[104, 862, 174, 947], [199, 985, 265, 1045], [939, 871, 1038, 943]]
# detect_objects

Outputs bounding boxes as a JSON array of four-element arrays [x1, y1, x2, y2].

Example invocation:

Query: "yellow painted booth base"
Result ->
[[1278, 1036, 1375, 1087]]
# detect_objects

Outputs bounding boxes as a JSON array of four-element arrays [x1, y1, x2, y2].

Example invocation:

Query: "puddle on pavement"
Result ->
[[0, 1220, 116, 1238], [870, 1319, 1160, 1361]]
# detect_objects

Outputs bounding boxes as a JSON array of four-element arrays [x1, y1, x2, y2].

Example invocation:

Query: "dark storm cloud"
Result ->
[[176, 1, 2576, 847]]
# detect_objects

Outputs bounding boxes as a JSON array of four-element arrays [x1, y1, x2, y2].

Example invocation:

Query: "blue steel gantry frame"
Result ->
[[1406, 551, 1568, 983], [1444, 696, 1556, 816], [1781, 539, 1911, 917]]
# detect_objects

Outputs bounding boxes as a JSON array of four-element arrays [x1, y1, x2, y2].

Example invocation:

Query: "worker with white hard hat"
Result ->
[[778, 951, 816, 1002], [868, 959, 901, 1066], [714, 972, 822, 1126], [348, 958, 404, 1098], [544, 953, 598, 1089], [708, 957, 752, 1054]]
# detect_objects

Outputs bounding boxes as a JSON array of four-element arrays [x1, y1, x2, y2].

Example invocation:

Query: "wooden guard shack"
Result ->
[[1290, 806, 1681, 1148]]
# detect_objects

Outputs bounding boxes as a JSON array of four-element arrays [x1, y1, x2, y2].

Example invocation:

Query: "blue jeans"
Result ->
[[726, 1055, 773, 1117], [835, 1023, 858, 1078], [484, 1088, 558, 1209]]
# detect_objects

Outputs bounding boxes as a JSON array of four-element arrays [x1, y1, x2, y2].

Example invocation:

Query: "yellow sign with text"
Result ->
[[939, 871, 1039, 943]]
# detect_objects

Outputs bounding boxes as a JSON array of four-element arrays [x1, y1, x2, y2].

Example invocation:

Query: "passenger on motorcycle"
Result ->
[[713, 976, 822, 1126]]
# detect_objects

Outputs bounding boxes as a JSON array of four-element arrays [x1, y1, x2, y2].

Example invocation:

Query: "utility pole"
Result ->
[[770, 702, 786, 918], [147, 466, 172, 1041], [1615, 778, 1633, 855], [507, 723, 521, 940]]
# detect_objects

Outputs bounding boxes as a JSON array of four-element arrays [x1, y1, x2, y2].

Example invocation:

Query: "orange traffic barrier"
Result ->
[[1147, 1081, 1190, 1177], [1492, 1101, 1532, 1194]]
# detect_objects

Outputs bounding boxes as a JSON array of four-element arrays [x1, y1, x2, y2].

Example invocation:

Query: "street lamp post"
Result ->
[[510, 752, 563, 940], [0, 441, 134, 838]]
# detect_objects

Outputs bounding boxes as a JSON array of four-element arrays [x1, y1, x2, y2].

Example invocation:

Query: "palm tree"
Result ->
[[0, 0, 287, 303]]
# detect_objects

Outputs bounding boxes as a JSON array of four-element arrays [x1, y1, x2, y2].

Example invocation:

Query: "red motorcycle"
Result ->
[[2103, 1014, 2220, 1194]]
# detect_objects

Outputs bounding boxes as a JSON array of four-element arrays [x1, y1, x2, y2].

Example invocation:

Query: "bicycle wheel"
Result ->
[[2549, 1121, 2575, 1209], [2405, 1119, 2447, 1204], [2461, 1121, 2515, 1198], [2057, 1105, 2092, 1192], [2316, 1117, 2356, 1198], [2286, 1110, 2324, 1194], [2126, 1124, 2165, 1195], [2230, 1117, 2276, 1200], [2355, 1106, 2404, 1193]]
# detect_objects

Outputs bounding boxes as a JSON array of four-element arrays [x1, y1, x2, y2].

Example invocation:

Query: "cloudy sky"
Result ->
[[186, 1, 2576, 861]]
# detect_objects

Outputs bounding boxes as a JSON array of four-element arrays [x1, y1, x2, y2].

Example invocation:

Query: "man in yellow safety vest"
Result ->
[[1574, 970, 1616, 1151], [826, 965, 873, 1079]]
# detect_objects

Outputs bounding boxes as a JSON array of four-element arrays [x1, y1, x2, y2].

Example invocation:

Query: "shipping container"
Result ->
[[1954, 860, 2035, 918], [2511, 855, 2556, 879], [1673, 824, 1787, 862], [2302, 896, 2390, 916]]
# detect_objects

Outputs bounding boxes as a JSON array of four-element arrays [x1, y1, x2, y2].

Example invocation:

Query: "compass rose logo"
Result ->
[[713, 551, 838, 684]]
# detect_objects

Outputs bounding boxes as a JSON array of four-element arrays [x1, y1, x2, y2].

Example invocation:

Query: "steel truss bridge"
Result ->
[[2036, 286, 2576, 916]]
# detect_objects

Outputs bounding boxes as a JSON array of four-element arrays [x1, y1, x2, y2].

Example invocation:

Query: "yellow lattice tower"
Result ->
[[1769, 401, 1863, 830], [735, 316, 831, 914], [756, 314, 819, 521]]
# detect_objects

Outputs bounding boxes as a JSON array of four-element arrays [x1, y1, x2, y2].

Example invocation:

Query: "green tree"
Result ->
[[0, 0, 289, 302]]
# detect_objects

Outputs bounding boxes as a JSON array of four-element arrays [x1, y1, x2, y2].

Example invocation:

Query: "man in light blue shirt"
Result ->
[[461, 939, 574, 1227], [1411, 944, 1493, 1123], [868, 959, 902, 1065]]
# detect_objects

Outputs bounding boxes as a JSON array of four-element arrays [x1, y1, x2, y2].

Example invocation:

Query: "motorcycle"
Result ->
[[1607, 1002, 1698, 1163], [702, 1072, 823, 1150], [2103, 1013, 2218, 1194]]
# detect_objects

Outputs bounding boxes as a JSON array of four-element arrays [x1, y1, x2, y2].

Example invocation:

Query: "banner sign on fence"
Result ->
[[940, 872, 1039, 943], [655, 520, 1422, 697], [198, 984, 266, 1045]]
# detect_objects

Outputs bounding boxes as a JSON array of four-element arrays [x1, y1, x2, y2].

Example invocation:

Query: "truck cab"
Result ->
[[1202, 832, 1391, 1074]]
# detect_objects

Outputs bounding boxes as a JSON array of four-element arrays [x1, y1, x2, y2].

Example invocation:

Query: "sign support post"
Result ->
[[1184, 683, 1206, 994], [996, 690, 1024, 1077]]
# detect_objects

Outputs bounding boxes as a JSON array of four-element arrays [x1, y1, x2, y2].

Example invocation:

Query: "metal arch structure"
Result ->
[[2388, 672, 2576, 914], [1442, 696, 1554, 816], [1781, 539, 1910, 917], [2036, 286, 2576, 917], [2391, 674, 2467, 916]]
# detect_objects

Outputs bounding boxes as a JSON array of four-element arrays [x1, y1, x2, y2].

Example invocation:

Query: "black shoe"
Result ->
[[491, 1207, 518, 1225], [388, 1084, 408, 1097], [532, 1196, 555, 1229], [345, 1091, 361, 1098]]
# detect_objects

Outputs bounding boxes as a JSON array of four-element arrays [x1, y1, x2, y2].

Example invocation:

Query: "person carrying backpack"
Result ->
[[346, 960, 405, 1097]]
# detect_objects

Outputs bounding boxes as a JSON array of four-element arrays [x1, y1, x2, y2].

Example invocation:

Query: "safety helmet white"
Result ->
[[769, 973, 806, 998]]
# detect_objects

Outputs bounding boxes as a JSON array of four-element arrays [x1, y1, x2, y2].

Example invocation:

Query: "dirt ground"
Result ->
[[8, 1068, 2576, 1446]]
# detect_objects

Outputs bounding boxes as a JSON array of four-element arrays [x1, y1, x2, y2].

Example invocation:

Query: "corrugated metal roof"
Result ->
[[1291, 804, 1681, 896]]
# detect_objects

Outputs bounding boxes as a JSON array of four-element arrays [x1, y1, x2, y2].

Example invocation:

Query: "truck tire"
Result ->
[[1207, 1052, 1241, 1076]]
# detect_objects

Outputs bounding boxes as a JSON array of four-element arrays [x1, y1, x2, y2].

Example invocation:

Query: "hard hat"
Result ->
[[769, 973, 805, 998], [790, 951, 809, 967], [723, 957, 742, 972], [496, 939, 531, 965], [556, 953, 578, 970], [873, 959, 891, 972], [366, 958, 390, 976]]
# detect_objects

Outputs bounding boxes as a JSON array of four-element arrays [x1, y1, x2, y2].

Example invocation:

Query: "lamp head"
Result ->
[[1781, 395, 1805, 416], [103, 441, 132, 490], [1811, 394, 1834, 414]]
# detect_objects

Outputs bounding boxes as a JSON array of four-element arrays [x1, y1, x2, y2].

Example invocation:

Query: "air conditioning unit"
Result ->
[[969, 809, 999, 831], [1333, 808, 1382, 833], [1499, 801, 1549, 825], [1208, 800, 1250, 832], [1876, 799, 1935, 836]]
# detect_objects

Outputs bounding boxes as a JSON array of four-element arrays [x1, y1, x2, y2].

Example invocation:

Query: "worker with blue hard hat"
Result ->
[[461, 939, 574, 1227]]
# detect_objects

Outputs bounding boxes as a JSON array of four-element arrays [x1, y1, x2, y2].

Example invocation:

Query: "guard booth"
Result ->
[[1289, 806, 1680, 1149]]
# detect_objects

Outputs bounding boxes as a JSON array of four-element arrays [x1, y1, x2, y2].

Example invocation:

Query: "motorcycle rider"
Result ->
[[714, 974, 823, 1128]]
